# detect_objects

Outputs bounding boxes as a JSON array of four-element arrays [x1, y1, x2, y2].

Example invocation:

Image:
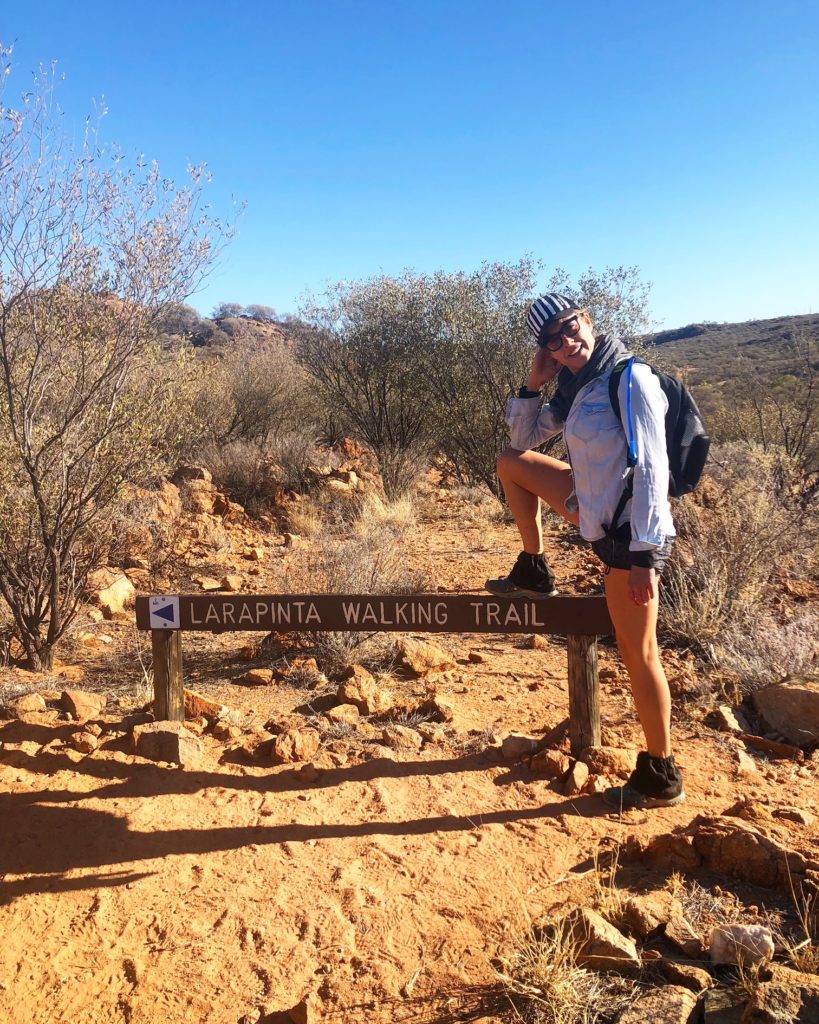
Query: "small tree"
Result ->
[[212, 301, 245, 321], [245, 304, 277, 322], [296, 275, 437, 498], [548, 265, 653, 347], [0, 51, 229, 668]]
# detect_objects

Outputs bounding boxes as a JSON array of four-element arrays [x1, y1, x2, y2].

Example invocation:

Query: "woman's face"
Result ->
[[542, 312, 596, 373]]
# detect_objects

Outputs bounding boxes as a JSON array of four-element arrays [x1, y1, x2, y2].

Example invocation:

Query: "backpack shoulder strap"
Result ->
[[608, 356, 639, 468]]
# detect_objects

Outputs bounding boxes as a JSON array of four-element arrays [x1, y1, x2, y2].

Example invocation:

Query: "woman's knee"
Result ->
[[616, 630, 660, 666], [497, 446, 525, 476]]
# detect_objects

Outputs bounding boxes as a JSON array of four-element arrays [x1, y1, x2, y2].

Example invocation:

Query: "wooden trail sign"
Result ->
[[135, 593, 613, 755]]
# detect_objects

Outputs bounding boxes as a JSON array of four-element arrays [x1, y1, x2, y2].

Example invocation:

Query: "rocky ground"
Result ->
[[1, 457, 817, 1023]]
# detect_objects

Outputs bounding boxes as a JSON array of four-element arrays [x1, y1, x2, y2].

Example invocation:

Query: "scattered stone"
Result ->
[[355, 722, 378, 740], [221, 575, 242, 593], [246, 546, 265, 561], [416, 694, 454, 723], [70, 731, 99, 754], [745, 963, 819, 1022], [501, 733, 540, 761], [283, 533, 302, 548], [724, 796, 774, 822], [195, 576, 222, 592], [93, 571, 136, 619], [702, 986, 747, 1022], [774, 806, 816, 826], [710, 924, 774, 967], [273, 728, 321, 764], [529, 748, 571, 778], [616, 985, 697, 1024], [585, 774, 610, 794], [325, 704, 360, 726], [598, 667, 618, 680], [395, 637, 456, 676], [184, 482, 216, 515], [564, 760, 589, 796], [579, 745, 636, 777], [560, 907, 640, 973], [657, 958, 714, 992], [185, 718, 208, 736], [381, 725, 423, 752], [132, 722, 203, 767], [622, 891, 684, 938], [735, 748, 759, 774], [184, 689, 227, 721], [752, 678, 819, 747], [528, 634, 548, 650], [467, 650, 487, 663], [337, 668, 393, 715], [238, 669, 275, 687], [298, 763, 320, 784], [282, 657, 320, 680], [7, 693, 47, 717], [713, 704, 752, 733], [665, 914, 703, 958], [60, 689, 106, 723], [416, 722, 446, 743], [212, 721, 241, 741]]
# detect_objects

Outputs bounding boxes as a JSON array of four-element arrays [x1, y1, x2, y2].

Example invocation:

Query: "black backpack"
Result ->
[[606, 357, 710, 529]]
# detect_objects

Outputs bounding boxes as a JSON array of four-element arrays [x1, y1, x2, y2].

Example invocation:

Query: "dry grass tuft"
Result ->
[[496, 919, 634, 1024], [591, 844, 629, 931], [278, 496, 430, 674], [665, 872, 736, 930]]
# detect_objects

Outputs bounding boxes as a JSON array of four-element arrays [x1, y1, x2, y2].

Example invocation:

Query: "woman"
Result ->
[[487, 292, 684, 810]]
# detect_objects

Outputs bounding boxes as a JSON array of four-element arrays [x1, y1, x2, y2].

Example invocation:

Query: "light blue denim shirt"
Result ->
[[505, 362, 675, 551]]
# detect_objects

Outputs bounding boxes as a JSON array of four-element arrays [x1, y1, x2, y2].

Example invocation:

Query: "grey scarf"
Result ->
[[548, 333, 632, 422]]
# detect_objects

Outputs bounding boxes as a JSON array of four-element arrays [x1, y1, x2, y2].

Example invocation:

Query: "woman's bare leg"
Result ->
[[603, 568, 672, 757], [497, 447, 579, 552]]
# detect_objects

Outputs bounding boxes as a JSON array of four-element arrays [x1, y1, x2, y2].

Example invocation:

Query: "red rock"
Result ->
[[183, 689, 227, 720], [60, 689, 106, 723], [530, 748, 571, 778], [132, 722, 203, 767], [564, 760, 589, 795], [337, 668, 393, 715], [70, 731, 99, 754], [395, 637, 456, 675], [238, 669, 274, 687], [273, 728, 320, 764], [7, 693, 47, 717]]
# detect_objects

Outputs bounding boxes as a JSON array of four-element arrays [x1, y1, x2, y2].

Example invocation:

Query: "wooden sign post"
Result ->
[[136, 593, 613, 755]]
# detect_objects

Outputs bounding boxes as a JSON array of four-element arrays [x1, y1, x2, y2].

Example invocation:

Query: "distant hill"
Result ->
[[644, 312, 819, 387]]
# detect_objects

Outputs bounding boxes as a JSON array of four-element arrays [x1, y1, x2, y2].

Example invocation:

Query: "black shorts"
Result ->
[[591, 523, 675, 575]]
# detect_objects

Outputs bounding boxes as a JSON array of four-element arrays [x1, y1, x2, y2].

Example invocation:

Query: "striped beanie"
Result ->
[[526, 293, 581, 342]]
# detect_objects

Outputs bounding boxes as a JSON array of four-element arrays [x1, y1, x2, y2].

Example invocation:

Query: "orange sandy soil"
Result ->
[[1, 484, 816, 1024]]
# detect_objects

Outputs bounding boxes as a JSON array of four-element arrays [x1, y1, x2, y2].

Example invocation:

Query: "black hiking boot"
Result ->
[[604, 751, 686, 810], [485, 551, 558, 599]]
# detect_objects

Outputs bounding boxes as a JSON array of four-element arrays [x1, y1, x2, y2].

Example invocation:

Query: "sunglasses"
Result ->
[[538, 315, 581, 351]]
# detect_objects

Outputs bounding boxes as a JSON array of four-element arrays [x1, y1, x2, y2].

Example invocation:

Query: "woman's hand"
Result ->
[[628, 565, 657, 606], [527, 347, 561, 391]]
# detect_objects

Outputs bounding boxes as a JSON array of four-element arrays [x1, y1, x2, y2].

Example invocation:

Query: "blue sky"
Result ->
[[4, 1, 819, 327]]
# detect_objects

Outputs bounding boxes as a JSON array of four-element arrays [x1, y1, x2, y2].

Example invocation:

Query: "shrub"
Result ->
[[196, 336, 316, 448], [0, 55, 227, 668], [661, 444, 812, 657]]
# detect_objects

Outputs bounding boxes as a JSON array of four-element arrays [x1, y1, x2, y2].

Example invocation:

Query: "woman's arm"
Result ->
[[505, 347, 565, 451], [617, 362, 671, 553]]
